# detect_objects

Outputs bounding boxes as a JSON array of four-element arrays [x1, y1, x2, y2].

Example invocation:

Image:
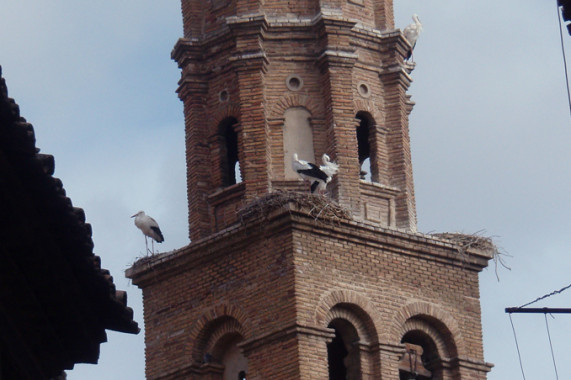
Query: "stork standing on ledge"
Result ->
[[403, 14, 422, 62], [132, 211, 164, 254], [292, 153, 337, 194]]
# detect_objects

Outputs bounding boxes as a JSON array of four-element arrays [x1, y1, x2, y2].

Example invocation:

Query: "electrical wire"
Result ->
[[557, 1, 571, 119], [544, 314, 560, 380], [509, 313, 527, 380], [517, 282, 571, 309]]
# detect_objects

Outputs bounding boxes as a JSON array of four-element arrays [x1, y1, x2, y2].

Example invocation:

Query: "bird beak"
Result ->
[[131, 213, 137, 218]]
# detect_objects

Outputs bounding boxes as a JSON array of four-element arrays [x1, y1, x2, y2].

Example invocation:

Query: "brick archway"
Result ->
[[314, 289, 381, 344], [353, 98, 383, 125], [269, 93, 322, 120], [387, 301, 464, 357], [212, 103, 241, 129], [188, 303, 253, 362]]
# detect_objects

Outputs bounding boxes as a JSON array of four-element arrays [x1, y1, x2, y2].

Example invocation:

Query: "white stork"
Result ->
[[315, 153, 339, 193], [403, 14, 422, 61], [131, 211, 164, 254], [292, 153, 329, 193]]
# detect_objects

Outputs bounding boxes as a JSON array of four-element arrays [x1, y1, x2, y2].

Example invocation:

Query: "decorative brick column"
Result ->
[[173, 40, 212, 240]]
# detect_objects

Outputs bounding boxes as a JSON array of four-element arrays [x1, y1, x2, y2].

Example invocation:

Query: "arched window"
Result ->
[[195, 315, 248, 380], [218, 117, 241, 187], [283, 107, 315, 179], [355, 112, 374, 182], [212, 333, 248, 380], [399, 331, 439, 380], [327, 319, 361, 380]]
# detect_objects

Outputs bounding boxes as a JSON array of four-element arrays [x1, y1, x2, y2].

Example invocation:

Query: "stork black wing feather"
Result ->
[[310, 181, 320, 193], [297, 163, 329, 182], [150, 226, 165, 243]]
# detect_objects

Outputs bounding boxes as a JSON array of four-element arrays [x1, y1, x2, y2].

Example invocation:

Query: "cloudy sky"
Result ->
[[2, 1, 571, 379]]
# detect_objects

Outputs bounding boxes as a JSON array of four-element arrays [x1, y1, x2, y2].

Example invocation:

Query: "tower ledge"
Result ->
[[127, 193, 493, 287]]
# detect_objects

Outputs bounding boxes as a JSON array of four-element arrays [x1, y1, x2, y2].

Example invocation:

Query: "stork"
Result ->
[[403, 14, 422, 61], [315, 153, 339, 193], [292, 153, 329, 193], [131, 211, 164, 254]]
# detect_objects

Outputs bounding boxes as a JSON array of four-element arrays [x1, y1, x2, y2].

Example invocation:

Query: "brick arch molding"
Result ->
[[353, 98, 383, 125], [314, 289, 381, 344], [387, 301, 465, 356], [188, 303, 253, 361], [204, 317, 245, 355], [212, 103, 241, 129], [268, 93, 322, 120], [401, 317, 458, 359]]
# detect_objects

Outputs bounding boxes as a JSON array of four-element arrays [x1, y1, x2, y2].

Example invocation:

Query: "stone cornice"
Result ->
[[379, 64, 413, 87], [377, 342, 407, 355], [316, 49, 359, 71], [229, 51, 269, 72], [127, 201, 493, 286], [176, 73, 210, 99], [450, 356, 494, 372], [172, 13, 403, 65]]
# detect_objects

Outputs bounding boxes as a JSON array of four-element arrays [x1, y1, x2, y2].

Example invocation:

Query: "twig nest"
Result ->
[[431, 232, 496, 254], [237, 191, 352, 224]]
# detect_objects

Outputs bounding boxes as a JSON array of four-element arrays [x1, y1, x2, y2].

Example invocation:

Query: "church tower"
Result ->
[[127, 0, 494, 379]]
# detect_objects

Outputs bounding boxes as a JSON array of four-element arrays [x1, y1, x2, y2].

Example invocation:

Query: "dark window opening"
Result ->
[[238, 370, 246, 380], [327, 327, 348, 380], [219, 117, 241, 186], [327, 319, 361, 380], [356, 113, 371, 181], [399, 331, 438, 380]]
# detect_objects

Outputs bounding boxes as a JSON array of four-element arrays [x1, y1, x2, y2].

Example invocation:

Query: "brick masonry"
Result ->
[[172, 0, 416, 241], [127, 207, 493, 379], [127, 0, 494, 378]]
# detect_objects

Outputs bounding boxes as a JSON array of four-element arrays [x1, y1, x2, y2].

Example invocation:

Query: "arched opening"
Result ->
[[194, 315, 248, 380], [211, 333, 248, 380], [327, 319, 361, 380], [218, 117, 241, 186], [283, 107, 315, 179], [328, 327, 348, 380], [399, 331, 439, 380], [355, 112, 374, 182]]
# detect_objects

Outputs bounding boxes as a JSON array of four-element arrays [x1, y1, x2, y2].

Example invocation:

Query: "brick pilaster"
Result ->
[[379, 34, 417, 231], [173, 39, 213, 240]]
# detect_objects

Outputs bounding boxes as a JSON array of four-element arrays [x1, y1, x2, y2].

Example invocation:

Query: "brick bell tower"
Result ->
[[127, 0, 494, 379]]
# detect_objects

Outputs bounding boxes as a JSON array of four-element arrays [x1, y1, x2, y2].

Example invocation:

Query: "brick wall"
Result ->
[[128, 206, 493, 379], [173, 3, 417, 240], [137, 2, 497, 379]]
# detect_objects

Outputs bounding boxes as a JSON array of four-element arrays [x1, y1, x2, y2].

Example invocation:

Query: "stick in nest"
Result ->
[[237, 191, 352, 225], [431, 230, 511, 280]]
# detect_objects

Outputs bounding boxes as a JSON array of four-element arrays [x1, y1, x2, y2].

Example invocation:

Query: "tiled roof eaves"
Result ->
[[0, 66, 139, 335]]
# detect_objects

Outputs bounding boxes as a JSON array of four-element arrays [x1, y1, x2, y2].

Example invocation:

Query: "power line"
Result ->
[[509, 313, 527, 380], [557, 0, 571, 119], [517, 282, 571, 309], [544, 314, 559, 380]]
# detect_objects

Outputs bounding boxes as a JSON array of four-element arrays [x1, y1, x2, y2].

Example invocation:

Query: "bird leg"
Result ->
[[145, 236, 151, 255]]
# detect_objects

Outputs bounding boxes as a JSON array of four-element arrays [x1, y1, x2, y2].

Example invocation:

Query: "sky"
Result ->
[[1, 1, 571, 379]]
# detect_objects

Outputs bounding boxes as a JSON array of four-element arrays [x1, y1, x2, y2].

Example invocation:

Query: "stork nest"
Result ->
[[431, 232, 496, 253], [431, 231, 510, 280], [237, 191, 352, 225]]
